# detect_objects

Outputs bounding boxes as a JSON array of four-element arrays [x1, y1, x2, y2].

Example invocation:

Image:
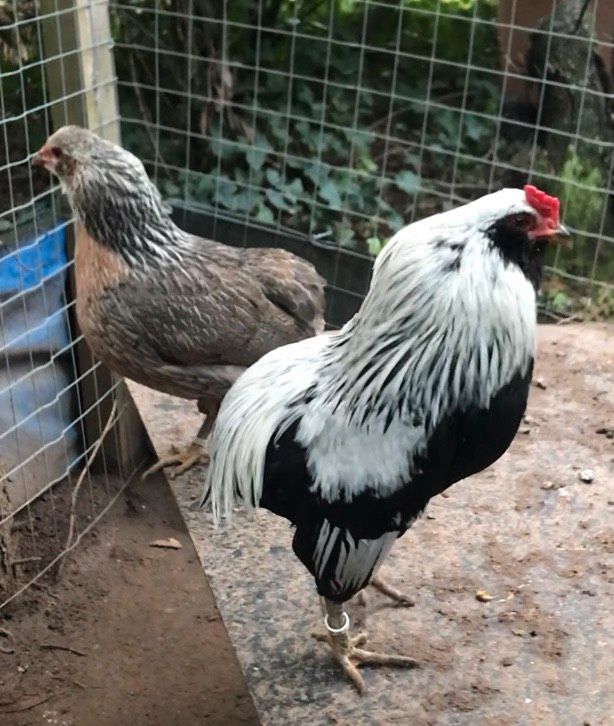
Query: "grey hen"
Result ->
[[33, 126, 325, 477]]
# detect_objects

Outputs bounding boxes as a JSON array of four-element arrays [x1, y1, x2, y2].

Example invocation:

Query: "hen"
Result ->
[[200, 186, 569, 692], [32, 126, 325, 477]]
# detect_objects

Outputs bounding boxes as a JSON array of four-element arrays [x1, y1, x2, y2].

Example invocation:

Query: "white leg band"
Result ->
[[324, 611, 350, 635]]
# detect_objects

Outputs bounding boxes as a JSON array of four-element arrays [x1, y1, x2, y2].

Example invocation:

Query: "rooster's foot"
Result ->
[[312, 601, 418, 694], [356, 575, 415, 608], [369, 574, 415, 607]]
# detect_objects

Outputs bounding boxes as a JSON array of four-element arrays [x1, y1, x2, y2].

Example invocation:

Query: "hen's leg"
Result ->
[[312, 599, 418, 694], [142, 398, 220, 479]]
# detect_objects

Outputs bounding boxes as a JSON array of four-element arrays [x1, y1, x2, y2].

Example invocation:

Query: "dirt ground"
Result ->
[[130, 322, 613, 726], [0, 472, 258, 725]]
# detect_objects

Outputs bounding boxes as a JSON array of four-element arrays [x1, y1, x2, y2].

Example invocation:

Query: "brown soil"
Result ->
[[131, 322, 614, 725], [0, 472, 258, 726]]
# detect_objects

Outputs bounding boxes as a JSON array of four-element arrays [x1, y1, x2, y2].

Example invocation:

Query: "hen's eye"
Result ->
[[507, 213, 533, 231], [50, 146, 63, 159]]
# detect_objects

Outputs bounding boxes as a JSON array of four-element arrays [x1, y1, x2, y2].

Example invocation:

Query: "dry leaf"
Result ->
[[149, 538, 182, 550], [476, 590, 494, 602]]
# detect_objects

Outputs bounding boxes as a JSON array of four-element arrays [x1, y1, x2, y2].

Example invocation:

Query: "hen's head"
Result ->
[[32, 125, 149, 194], [32, 126, 176, 262]]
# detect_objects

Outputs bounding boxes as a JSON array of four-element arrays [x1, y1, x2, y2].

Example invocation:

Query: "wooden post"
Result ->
[[41, 0, 150, 476], [74, 0, 121, 143], [39, 0, 85, 130]]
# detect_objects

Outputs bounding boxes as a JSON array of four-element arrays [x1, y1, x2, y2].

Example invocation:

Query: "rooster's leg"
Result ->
[[356, 574, 415, 608], [142, 399, 220, 480], [312, 599, 418, 694], [369, 574, 415, 606]]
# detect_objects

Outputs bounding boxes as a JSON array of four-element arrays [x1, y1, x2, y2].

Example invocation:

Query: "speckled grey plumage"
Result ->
[[79, 233, 325, 402]]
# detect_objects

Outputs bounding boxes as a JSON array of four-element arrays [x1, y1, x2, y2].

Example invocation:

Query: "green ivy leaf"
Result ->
[[334, 223, 355, 248], [464, 114, 488, 142], [306, 163, 328, 186], [378, 199, 404, 229], [297, 85, 315, 107], [286, 157, 307, 170], [213, 177, 237, 208], [256, 203, 275, 224], [245, 146, 267, 171], [356, 148, 377, 173], [319, 180, 342, 210], [342, 128, 373, 146], [245, 135, 272, 171], [163, 180, 180, 197], [231, 191, 257, 213], [196, 175, 215, 197], [265, 189, 296, 213], [395, 170, 421, 194], [285, 177, 304, 199], [367, 236, 384, 256], [210, 134, 234, 159], [265, 167, 282, 187]]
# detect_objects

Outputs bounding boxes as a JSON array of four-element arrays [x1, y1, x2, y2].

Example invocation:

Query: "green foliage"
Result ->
[[366, 236, 386, 257], [546, 147, 610, 283], [0, 1, 48, 219], [71, 0, 614, 317], [113, 0, 503, 253], [557, 150, 604, 240]]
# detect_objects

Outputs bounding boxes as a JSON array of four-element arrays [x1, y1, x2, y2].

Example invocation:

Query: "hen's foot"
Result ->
[[142, 438, 208, 480], [312, 602, 418, 693]]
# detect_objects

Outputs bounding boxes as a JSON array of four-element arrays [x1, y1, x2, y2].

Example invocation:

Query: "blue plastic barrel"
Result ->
[[0, 222, 80, 511]]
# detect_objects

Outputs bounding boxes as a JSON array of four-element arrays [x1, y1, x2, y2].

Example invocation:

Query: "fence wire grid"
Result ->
[[0, 0, 145, 610], [111, 0, 614, 317], [0, 0, 613, 608]]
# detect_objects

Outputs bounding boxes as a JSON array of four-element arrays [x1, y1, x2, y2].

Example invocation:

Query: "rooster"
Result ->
[[200, 186, 569, 692], [32, 126, 325, 477]]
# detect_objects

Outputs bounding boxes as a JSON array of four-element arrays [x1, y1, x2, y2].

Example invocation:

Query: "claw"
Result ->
[[142, 439, 208, 480]]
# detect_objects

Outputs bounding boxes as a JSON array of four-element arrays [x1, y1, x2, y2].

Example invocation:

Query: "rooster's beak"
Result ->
[[550, 223, 572, 247]]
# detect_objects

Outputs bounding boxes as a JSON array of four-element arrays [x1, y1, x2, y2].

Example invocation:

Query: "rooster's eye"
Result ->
[[507, 213, 533, 232], [50, 147, 63, 159]]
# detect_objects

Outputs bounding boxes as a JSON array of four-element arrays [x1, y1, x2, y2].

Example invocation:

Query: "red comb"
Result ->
[[524, 184, 560, 223]]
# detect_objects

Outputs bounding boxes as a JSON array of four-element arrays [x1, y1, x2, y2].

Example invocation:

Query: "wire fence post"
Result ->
[[40, 0, 149, 476]]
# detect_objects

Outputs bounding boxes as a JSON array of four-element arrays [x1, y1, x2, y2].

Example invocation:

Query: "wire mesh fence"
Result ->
[[0, 0, 613, 609], [111, 0, 614, 320], [0, 0, 146, 610]]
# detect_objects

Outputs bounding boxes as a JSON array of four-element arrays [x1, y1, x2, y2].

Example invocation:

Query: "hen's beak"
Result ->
[[31, 145, 50, 168]]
